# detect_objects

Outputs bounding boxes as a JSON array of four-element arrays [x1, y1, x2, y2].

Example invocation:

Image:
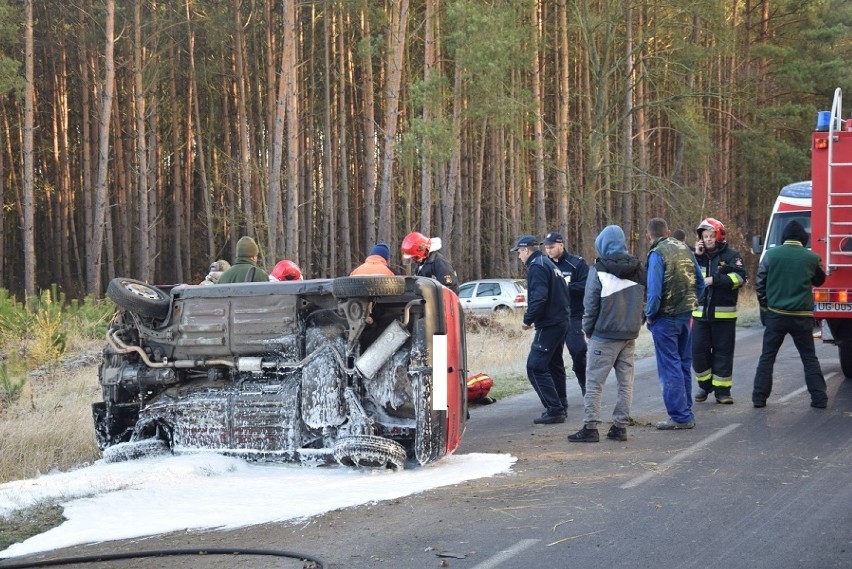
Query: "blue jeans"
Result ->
[[648, 314, 694, 423], [527, 322, 569, 416]]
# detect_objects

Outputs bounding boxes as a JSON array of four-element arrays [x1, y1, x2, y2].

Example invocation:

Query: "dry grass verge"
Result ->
[[0, 345, 103, 484]]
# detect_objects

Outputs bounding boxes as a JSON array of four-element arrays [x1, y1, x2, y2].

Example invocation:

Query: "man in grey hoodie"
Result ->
[[568, 225, 646, 442]]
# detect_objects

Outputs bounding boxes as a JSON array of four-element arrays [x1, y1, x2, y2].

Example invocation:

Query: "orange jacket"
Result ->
[[350, 255, 395, 276]]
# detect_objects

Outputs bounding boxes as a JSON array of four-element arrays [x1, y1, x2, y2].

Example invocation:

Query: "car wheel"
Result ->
[[101, 439, 171, 463], [107, 278, 171, 319], [493, 305, 512, 314], [332, 276, 406, 298], [332, 434, 408, 470]]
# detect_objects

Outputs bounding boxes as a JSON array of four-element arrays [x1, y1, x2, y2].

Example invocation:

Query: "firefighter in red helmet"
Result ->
[[692, 217, 747, 404], [269, 260, 303, 281], [401, 231, 460, 294]]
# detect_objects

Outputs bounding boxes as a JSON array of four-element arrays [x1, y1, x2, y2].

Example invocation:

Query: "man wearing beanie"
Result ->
[[351, 243, 395, 276], [753, 220, 828, 409], [218, 236, 269, 283]]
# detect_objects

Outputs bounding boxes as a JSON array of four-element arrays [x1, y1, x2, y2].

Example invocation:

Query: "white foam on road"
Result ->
[[0, 452, 516, 559]]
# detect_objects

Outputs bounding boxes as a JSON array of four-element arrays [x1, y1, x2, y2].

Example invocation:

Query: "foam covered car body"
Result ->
[[93, 276, 467, 470]]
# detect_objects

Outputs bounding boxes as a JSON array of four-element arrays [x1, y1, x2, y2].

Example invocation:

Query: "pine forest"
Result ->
[[0, 0, 850, 300]]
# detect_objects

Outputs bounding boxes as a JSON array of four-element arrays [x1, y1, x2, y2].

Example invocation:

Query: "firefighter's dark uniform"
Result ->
[[416, 251, 460, 294], [692, 242, 746, 400]]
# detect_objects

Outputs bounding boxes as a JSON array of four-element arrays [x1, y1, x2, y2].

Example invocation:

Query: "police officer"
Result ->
[[543, 231, 589, 396], [512, 235, 571, 424]]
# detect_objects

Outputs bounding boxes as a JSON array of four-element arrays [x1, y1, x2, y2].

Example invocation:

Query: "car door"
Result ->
[[470, 281, 503, 314]]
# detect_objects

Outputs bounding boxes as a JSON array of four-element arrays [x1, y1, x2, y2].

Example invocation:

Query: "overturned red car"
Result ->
[[93, 276, 467, 470]]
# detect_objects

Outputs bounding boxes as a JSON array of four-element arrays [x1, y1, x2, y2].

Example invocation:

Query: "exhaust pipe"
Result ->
[[354, 320, 410, 379]]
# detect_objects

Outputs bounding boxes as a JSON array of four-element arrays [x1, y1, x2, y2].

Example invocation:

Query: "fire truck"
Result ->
[[756, 89, 852, 376], [812, 88, 852, 377]]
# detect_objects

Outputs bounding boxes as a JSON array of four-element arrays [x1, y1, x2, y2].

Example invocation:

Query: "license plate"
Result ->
[[814, 302, 852, 312]]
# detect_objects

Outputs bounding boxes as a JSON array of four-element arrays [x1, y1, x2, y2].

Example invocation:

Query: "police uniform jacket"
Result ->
[[523, 250, 571, 328], [551, 251, 589, 318]]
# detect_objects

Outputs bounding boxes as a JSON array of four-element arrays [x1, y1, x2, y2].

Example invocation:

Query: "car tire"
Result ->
[[102, 439, 171, 463], [493, 305, 511, 314], [332, 276, 406, 298], [107, 278, 171, 319], [332, 434, 408, 470]]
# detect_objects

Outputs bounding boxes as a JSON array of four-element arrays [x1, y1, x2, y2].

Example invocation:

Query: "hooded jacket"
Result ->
[[583, 225, 646, 340]]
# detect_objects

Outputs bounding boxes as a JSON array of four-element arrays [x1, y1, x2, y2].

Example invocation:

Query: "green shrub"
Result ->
[[0, 361, 26, 408], [0, 289, 33, 347], [30, 288, 67, 365], [65, 294, 115, 340]]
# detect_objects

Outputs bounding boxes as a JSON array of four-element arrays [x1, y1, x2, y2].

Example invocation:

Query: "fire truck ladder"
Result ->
[[826, 87, 852, 274]]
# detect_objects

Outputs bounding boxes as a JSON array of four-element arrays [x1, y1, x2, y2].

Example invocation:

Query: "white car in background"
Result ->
[[458, 279, 527, 315]]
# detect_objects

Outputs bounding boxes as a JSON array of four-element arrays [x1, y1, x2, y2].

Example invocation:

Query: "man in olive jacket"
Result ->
[[752, 220, 828, 409], [218, 236, 269, 283]]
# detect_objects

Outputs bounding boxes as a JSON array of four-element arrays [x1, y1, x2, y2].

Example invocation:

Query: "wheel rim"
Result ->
[[124, 281, 161, 300]]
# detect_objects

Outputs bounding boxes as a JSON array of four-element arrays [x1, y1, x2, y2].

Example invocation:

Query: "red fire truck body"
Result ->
[[810, 88, 852, 376]]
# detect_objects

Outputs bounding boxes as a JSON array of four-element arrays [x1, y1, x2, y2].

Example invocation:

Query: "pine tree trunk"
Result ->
[[87, 0, 115, 297], [23, 0, 35, 301]]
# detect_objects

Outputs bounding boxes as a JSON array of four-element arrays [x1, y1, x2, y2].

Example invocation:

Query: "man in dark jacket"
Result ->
[[568, 225, 645, 442], [512, 235, 571, 424], [401, 232, 460, 294], [218, 236, 269, 283], [692, 218, 747, 404], [752, 220, 828, 408], [544, 231, 589, 396]]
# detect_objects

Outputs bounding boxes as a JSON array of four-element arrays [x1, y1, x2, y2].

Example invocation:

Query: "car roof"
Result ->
[[461, 278, 524, 285]]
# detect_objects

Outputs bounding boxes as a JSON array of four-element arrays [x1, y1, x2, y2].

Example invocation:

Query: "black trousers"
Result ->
[[752, 312, 827, 404], [692, 319, 736, 394], [527, 321, 569, 415]]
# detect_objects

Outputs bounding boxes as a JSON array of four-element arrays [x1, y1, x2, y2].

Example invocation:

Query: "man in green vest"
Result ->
[[645, 218, 705, 430]]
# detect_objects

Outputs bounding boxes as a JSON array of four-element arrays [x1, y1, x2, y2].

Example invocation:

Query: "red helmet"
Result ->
[[401, 232, 430, 262], [270, 260, 303, 281], [696, 218, 726, 243]]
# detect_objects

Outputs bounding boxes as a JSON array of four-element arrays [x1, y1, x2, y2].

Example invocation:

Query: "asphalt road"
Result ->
[[4, 325, 851, 569]]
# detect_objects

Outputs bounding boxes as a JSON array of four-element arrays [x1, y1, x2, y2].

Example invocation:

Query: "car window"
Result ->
[[513, 280, 527, 293], [477, 283, 501, 297], [458, 284, 474, 299]]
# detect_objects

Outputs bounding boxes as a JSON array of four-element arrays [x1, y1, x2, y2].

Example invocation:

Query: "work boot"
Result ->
[[533, 412, 566, 425], [655, 419, 695, 430], [606, 424, 627, 441], [694, 389, 710, 402], [715, 392, 734, 404], [695, 381, 713, 402], [567, 425, 599, 442]]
